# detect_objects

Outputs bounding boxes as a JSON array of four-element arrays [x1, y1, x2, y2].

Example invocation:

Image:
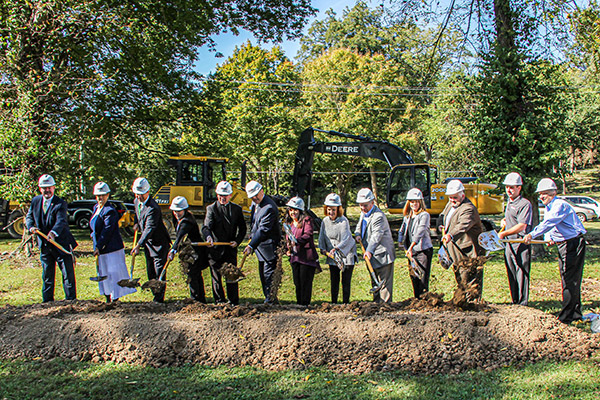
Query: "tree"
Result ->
[[0, 0, 316, 201], [195, 42, 303, 194]]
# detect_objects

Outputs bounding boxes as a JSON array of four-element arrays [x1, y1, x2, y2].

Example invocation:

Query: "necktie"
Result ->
[[43, 200, 50, 214]]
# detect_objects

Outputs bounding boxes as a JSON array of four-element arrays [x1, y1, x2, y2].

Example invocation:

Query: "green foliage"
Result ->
[[0, 0, 316, 201], [569, 1, 600, 75]]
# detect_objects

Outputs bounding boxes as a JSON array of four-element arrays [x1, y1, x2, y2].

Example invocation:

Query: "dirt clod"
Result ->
[[141, 279, 166, 295]]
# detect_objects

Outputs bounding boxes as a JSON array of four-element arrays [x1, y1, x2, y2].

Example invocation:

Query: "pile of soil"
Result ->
[[0, 296, 598, 375]]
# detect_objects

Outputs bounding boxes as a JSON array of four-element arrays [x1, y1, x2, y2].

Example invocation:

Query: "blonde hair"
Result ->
[[403, 199, 426, 217], [323, 205, 344, 219]]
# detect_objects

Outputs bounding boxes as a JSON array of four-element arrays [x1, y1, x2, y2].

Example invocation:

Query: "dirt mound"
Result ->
[[0, 298, 597, 375]]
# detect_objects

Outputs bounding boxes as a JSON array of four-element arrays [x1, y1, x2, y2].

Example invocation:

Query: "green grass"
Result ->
[[1, 220, 600, 399]]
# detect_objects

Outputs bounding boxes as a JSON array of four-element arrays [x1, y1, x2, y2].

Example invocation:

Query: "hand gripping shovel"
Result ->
[[325, 249, 346, 272], [118, 230, 141, 287], [478, 230, 548, 252], [357, 237, 384, 294], [225, 253, 248, 284], [406, 251, 425, 280], [89, 254, 107, 282], [33, 229, 73, 256]]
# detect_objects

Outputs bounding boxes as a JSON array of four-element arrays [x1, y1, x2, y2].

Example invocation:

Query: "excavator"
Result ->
[[291, 127, 502, 229], [153, 155, 251, 228]]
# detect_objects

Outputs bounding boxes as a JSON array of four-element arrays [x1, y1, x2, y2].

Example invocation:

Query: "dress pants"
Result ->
[[144, 246, 169, 302], [40, 246, 76, 302], [556, 235, 585, 323], [373, 263, 394, 303], [329, 265, 354, 304], [291, 262, 316, 306], [258, 258, 278, 303], [188, 262, 206, 303], [209, 257, 239, 305], [410, 248, 433, 298], [504, 242, 531, 305]]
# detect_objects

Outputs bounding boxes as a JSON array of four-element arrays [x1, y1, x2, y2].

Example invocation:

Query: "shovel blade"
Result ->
[[226, 276, 246, 284], [478, 230, 505, 252], [90, 276, 108, 282]]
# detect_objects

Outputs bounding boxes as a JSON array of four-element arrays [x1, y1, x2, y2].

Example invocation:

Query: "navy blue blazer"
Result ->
[[249, 195, 281, 262], [26, 195, 77, 251], [90, 202, 124, 254]]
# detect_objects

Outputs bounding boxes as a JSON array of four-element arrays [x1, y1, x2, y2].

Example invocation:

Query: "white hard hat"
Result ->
[[38, 174, 56, 188], [406, 188, 423, 200], [245, 180, 262, 198], [132, 177, 150, 194], [503, 172, 523, 186], [324, 193, 342, 207], [216, 181, 233, 196], [286, 196, 305, 211], [356, 188, 375, 204], [536, 178, 558, 193], [445, 180, 465, 196], [170, 196, 189, 211], [93, 182, 110, 195]]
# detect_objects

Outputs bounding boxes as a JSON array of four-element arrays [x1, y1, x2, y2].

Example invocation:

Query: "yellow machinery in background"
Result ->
[[153, 156, 251, 227]]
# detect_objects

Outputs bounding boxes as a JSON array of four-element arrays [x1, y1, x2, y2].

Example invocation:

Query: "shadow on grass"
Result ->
[[1, 357, 599, 400]]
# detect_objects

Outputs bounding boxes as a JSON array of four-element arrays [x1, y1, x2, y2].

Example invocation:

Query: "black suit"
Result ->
[[134, 196, 171, 302], [249, 195, 281, 303], [202, 201, 247, 304], [26, 195, 78, 302], [172, 210, 206, 303]]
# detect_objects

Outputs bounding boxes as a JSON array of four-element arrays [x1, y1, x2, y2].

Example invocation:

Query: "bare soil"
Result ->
[[1, 294, 598, 375]]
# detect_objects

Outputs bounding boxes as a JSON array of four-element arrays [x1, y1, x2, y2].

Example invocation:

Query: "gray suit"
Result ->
[[355, 206, 395, 302]]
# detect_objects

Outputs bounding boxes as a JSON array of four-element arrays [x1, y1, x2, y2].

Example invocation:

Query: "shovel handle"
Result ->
[[357, 237, 384, 292], [238, 252, 248, 271], [33, 229, 72, 255], [157, 257, 172, 281], [190, 242, 233, 247], [503, 239, 548, 244]]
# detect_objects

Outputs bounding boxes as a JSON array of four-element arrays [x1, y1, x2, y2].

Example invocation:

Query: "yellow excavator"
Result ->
[[153, 156, 251, 227]]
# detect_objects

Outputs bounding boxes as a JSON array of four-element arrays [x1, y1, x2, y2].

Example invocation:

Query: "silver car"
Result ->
[[539, 199, 597, 223]]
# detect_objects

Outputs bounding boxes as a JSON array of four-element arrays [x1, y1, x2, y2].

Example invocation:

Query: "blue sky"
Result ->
[[194, 0, 359, 76]]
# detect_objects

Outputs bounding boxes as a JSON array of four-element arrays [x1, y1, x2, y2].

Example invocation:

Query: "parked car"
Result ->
[[559, 195, 600, 217], [67, 199, 131, 230], [538, 199, 597, 223]]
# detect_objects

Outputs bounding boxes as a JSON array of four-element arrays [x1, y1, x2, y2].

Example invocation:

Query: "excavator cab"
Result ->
[[387, 164, 432, 213]]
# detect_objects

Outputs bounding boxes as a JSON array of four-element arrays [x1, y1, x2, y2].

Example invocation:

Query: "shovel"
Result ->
[[89, 254, 107, 282], [438, 227, 453, 270], [325, 249, 345, 272], [406, 251, 425, 280], [283, 222, 298, 253], [190, 242, 233, 246], [478, 230, 548, 252], [142, 257, 172, 294], [118, 230, 141, 287], [357, 237, 384, 294], [33, 229, 73, 256], [225, 253, 248, 284]]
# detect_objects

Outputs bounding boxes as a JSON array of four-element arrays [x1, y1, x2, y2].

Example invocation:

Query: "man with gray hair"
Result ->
[[354, 188, 395, 303], [498, 172, 532, 305], [524, 178, 586, 324]]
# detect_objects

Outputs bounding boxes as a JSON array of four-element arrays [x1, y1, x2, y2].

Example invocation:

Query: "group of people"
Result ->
[[25, 171, 588, 324]]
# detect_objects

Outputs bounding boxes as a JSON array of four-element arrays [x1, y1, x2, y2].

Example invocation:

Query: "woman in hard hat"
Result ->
[[90, 182, 137, 302], [397, 188, 433, 298], [168, 196, 207, 303], [318, 193, 357, 304], [284, 197, 320, 306]]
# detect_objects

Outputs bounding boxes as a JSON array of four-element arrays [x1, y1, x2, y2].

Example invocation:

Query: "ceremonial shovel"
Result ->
[[325, 249, 345, 272], [357, 238, 384, 294], [225, 253, 248, 284], [437, 227, 453, 270], [478, 230, 548, 252], [117, 230, 141, 287], [89, 254, 107, 282]]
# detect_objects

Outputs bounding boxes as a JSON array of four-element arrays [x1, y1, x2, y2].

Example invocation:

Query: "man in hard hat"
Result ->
[[439, 179, 485, 299], [202, 181, 247, 305], [524, 178, 586, 324], [243, 180, 281, 304], [26, 174, 78, 302], [354, 188, 395, 303], [498, 172, 533, 305], [168, 196, 206, 303], [131, 177, 171, 302]]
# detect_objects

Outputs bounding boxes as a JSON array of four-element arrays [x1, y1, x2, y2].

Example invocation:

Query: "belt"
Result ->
[[556, 233, 584, 244]]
